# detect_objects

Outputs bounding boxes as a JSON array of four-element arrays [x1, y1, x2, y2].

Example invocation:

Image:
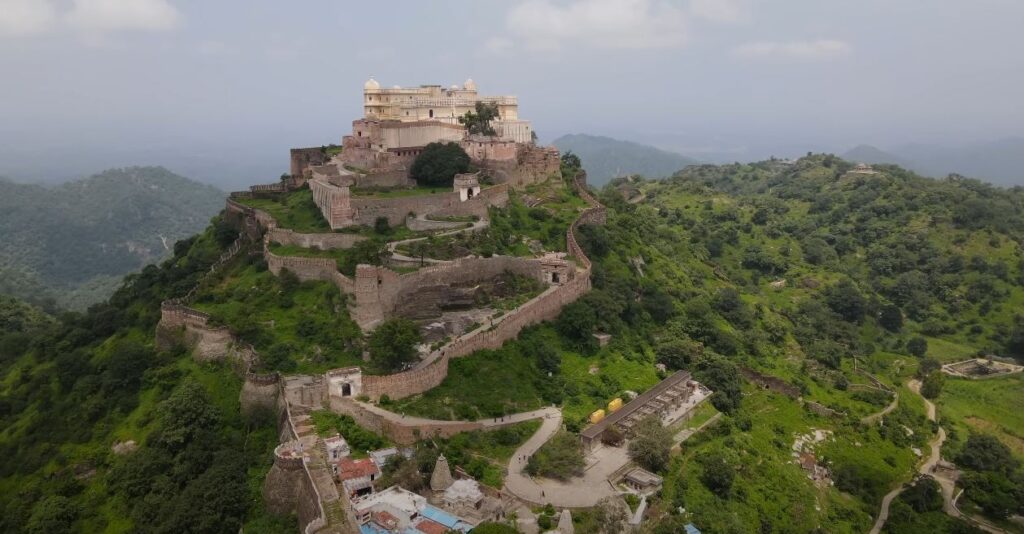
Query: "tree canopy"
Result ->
[[368, 318, 422, 372], [410, 142, 471, 187], [458, 101, 499, 136]]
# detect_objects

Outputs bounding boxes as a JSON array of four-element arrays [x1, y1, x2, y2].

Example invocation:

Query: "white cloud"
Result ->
[[66, 0, 180, 32], [0, 0, 57, 36], [505, 0, 688, 51], [483, 36, 514, 55], [733, 39, 852, 60], [689, 0, 746, 24]]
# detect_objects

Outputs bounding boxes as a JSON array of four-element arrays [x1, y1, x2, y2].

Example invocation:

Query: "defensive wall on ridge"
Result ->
[[329, 396, 482, 445], [161, 170, 604, 407]]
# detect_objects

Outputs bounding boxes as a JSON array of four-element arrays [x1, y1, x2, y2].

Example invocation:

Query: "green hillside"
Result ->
[[0, 167, 225, 311], [552, 133, 699, 186], [1, 155, 1021, 533]]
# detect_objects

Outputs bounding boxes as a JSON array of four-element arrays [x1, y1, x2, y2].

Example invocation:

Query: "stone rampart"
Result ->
[[241, 372, 281, 417], [330, 396, 482, 445], [351, 170, 603, 399], [350, 254, 544, 330], [361, 354, 452, 401], [266, 247, 338, 281], [442, 274, 590, 360], [291, 147, 331, 178], [349, 183, 508, 227], [267, 228, 366, 251]]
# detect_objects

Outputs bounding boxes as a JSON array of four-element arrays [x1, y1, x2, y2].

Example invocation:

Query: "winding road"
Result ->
[[870, 380, 1007, 534]]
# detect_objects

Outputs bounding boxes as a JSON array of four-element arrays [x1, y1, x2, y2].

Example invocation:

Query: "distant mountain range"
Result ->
[[843, 137, 1024, 186], [552, 134, 700, 186], [0, 167, 225, 310]]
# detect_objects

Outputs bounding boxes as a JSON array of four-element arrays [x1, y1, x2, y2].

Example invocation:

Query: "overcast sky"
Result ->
[[1, 0, 1022, 186]]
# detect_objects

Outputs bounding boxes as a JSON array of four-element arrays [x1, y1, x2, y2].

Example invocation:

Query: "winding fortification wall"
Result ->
[[361, 354, 451, 400], [330, 396, 482, 445], [354, 171, 605, 400]]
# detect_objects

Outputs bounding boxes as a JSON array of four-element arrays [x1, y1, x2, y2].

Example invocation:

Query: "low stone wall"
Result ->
[[330, 396, 483, 445], [361, 354, 452, 401], [267, 228, 367, 250], [352, 171, 603, 399], [266, 247, 338, 281], [349, 184, 508, 227], [350, 255, 545, 330]]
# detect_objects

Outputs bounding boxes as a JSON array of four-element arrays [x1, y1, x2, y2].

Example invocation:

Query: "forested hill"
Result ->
[[0, 167, 225, 310], [634, 156, 1024, 358], [552, 133, 699, 186]]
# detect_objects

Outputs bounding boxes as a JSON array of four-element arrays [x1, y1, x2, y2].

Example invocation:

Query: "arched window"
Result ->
[[429, 109, 434, 118]]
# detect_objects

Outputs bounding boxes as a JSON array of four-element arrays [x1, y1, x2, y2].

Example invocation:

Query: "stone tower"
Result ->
[[430, 454, 454, 491]]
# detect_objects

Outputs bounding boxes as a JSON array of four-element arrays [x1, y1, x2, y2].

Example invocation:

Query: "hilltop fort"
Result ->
[[154, 79, 707, 534]]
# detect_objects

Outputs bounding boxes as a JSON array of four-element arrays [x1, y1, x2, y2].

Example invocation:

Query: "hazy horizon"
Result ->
[[2, 0, 1022, 188]]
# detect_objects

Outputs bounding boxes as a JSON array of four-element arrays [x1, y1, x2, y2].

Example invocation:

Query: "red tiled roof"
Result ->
[[338, 457, 379, 480], [372, 510, 399, 530], [414, 518, 448, 534]]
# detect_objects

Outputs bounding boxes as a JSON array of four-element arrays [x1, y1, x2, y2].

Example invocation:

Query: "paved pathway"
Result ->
[[345, 399, 559, 430], [504, 407, 626, 508], [387, 216, 489, 264]]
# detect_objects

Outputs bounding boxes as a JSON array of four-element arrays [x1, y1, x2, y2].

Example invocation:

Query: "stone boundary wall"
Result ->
[[263, 245, 357, 294], [330, 396, 483, 445], [349, 183, 508, 227], [350, 254, 545, 329], [225, 197, 276, 231], [361, 354, 452, 400], [267, 228, 366, 250], [356, 170, 605, 400], [291, 147, 331, 178]]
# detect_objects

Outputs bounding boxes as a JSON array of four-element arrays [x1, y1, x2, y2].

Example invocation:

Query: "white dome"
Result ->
[[364, 77, 380, 90], [463, 78, 477, 91], [450, 84, 459, 89]]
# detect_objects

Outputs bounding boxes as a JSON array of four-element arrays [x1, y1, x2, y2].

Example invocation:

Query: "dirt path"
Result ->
[[871, 380, 1007, 534], [870, 380, 941, 534], [861, 390, 900, 426], [387, 216, 489, 264]]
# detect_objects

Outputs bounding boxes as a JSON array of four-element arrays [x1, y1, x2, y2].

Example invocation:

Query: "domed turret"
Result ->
[[463, 78, 477, 91], [364, 77, 380, 90]]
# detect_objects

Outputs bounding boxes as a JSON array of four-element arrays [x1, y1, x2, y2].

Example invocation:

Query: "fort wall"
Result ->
[[361, 354, 452, 401], [330, 396, 482, 445], [291, 147, 331, 178], [348, 183, 508, 227], [350, 171, 605, 399], [267, 228, 367, 250]]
